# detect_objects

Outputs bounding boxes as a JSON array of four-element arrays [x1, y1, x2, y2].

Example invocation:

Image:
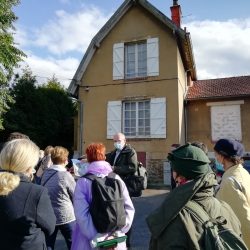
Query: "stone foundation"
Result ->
[[147, 158, 165, 184]]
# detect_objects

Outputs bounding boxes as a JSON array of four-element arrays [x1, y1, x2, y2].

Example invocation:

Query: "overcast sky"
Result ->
[[14, 0, 250, 87]]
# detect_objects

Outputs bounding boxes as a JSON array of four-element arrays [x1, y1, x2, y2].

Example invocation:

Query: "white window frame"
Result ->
[[107, 97, 166, 139], [125, 42, 147, 79], [112, 38, 159, 80], [123, 100, 150, 137]]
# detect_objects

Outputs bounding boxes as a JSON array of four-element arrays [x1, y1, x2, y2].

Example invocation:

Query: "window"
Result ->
[[107, 97, 166, 139], [125, 42, 147, 79], [113, 38, 159, 80], [123, 100, 150, 136], [207, 101, 243, 141]]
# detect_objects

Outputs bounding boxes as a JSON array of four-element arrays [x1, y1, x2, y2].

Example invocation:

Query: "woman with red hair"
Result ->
[[71, 143, 134, 250]]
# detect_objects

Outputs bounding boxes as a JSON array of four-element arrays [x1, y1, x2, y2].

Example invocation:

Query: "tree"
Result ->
[[0, 0, 26, 129], [3, 69, 76, 153], [0, 0, 25, 83]]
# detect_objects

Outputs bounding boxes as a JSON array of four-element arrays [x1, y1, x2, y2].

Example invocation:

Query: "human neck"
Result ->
[[223, 161, 235, 171]]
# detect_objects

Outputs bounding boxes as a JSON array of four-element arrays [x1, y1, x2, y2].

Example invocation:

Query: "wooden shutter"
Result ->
[[150, 97, 166, 138], [147, 38, 159, 76], [113, 43, 124, 80], [107, 101, 122, 139]]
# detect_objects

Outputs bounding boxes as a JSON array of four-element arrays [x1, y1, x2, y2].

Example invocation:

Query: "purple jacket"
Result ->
[[71, 161, 135, 250]]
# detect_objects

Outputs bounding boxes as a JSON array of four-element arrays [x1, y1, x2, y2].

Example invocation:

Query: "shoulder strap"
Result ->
[[108, 172, 117, 179], [83, 172, 117, 180], [185, 200, 210, 224], [41, 170, 57, 186]]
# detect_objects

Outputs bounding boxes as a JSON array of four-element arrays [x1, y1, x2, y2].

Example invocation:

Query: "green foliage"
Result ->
[[3, 69, 77, 153], [0, 0, 26, 129], [0, 87, 14, 129], [0, 0, 26, 83]]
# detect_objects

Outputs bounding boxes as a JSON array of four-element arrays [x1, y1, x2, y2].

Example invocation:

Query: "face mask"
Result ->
[[114, 142, 124, 151], [215, 160, 224, 173]]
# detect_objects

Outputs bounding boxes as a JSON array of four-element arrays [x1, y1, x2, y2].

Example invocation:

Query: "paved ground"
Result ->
[[55, 188, 170, 249]]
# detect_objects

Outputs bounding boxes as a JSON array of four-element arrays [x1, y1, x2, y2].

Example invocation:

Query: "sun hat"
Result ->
[[214, 139, 244, 158], [168, 143, 210, 179]]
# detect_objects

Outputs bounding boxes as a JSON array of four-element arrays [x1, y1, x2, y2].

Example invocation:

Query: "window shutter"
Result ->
[[150, 97, 166, 138], [107, 101, 122, 139], [113, 43, 124, 80], [147, 38, 159, 76]]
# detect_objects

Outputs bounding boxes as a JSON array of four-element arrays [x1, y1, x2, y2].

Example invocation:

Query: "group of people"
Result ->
[[147, 138, 250, 249], [0, 132, 136, 250], [0, 131, 250, 250]]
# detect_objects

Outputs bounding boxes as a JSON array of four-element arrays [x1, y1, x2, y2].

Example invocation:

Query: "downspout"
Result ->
[[70, 96, 84, 157], [79, 101, 83, 156], [184, 99, 188, 143]]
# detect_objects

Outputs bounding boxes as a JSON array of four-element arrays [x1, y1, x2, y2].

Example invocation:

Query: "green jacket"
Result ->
[[146, 172, 242, 250], [106, 144, 138, 178]]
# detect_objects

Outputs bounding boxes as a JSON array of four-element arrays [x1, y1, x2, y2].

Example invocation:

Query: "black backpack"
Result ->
[[185, 200, 248, 250], [83, 172, 126, 233]]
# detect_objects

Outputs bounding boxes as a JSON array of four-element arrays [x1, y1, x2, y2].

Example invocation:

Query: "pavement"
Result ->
[[55, 187, 170, 250]]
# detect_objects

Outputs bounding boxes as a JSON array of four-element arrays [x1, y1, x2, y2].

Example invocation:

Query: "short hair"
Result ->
[[0, 139, 39, 195], [51, 146, 69, 165], [44, 145, 54, 155], [113, 132, 126, 141], [86, 143, 106, 163], [7, 132, 29, 141]]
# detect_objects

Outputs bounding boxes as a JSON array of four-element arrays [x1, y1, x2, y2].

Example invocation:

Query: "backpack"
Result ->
[[83, 172, 126, 233], [185, 200, 248, 250]]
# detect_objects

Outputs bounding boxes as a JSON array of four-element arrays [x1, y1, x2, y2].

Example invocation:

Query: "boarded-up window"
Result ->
[[211, 105, 242, 141]]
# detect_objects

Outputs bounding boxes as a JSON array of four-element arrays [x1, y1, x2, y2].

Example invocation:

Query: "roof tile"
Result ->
[[186, 75, 250, 100]]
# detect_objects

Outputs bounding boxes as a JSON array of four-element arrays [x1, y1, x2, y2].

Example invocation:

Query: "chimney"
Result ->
[[170, 0, 182, 27]]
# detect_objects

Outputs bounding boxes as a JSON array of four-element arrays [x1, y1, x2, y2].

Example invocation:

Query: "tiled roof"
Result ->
[[186, 75, 250, 100]]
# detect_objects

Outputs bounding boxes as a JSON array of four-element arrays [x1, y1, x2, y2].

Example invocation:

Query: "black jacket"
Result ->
[[0, 174, 56, 250], [106, 144, 138, 179]]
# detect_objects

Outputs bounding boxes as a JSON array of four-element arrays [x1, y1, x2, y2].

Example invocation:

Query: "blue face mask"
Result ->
[[215, 160, 224, 173], [114, 142, 124, 151]]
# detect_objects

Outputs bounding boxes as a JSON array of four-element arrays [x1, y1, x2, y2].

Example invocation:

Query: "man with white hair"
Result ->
[[106, 132, 138, 248], [106, 132, 138, 180]]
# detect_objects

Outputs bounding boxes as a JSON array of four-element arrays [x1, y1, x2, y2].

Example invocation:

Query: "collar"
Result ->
[[50, 165, 67, 172]]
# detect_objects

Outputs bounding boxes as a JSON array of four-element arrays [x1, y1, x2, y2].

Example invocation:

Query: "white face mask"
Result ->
[[114, 142, 124, 151]]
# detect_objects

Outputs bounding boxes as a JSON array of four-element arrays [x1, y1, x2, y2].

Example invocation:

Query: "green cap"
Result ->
[[168, 143, 210, 179]]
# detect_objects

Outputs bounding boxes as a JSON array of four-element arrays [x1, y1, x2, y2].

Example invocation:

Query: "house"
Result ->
[[68, 0, 196, 183], [69, 0, 250, 184], [186, 76, 250, 158]]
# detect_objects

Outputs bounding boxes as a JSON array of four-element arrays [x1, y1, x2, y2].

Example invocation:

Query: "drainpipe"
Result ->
[[70, 97, 84, 157], [184, 99, 188, 143], [79, 101, 83, 156]]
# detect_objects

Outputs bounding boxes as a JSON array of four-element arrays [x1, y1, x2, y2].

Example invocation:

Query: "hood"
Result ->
[[87, 160, 113, 176], [146, 171, 217, 239]]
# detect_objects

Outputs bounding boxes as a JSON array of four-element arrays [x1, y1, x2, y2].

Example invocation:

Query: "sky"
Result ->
[[13, 0, 250, 87]]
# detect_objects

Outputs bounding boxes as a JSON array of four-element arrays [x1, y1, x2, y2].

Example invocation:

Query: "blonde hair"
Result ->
[[51, 146, 69, 165], [0, 139, 39, 195], [44, 145, 54, 156]]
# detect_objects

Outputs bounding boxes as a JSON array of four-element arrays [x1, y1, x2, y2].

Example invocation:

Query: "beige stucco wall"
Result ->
[[177, 49, 188, 145], [75, 5, 188, 182], [187, 98, 250, 152]]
